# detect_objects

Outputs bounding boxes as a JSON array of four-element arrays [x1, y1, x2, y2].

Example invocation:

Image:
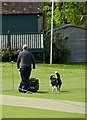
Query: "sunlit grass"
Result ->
[[1, 62, 86, 102]]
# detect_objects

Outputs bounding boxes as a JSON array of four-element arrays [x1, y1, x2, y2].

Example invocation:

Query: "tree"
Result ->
[[43, 2, 86, 29], [44, 31, 70, 63]]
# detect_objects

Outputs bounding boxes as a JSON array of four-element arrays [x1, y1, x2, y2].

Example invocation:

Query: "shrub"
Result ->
[[0, 48, 43, 63], [44, 31, 70, 63], [0, 49, 19, 62]]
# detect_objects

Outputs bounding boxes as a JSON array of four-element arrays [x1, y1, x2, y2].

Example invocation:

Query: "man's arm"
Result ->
[[17, 53, 21, 69], [31, 53, 35, 69]]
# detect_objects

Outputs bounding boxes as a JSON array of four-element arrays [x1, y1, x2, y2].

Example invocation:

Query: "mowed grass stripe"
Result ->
[[2, 105, 85, 118], [1, 62, 85, 102]]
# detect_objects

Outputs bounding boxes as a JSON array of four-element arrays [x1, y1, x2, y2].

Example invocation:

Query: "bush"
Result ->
[[0, 49, 19, 62], [44, 31, 70, 63], [0, 48, 43, 63]]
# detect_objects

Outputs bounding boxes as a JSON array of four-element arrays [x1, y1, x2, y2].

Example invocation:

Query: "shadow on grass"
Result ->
[[61, 90, 69, 93], [37, 90, 69, 94], [37, 91, 49, 94]]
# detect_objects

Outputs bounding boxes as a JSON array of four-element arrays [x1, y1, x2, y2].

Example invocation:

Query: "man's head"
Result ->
[[23, 44, 28, 50]]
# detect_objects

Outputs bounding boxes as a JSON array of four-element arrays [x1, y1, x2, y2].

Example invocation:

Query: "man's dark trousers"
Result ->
[[20, 67, 31, 91]]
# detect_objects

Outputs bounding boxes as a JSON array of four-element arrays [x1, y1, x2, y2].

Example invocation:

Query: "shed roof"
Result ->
[[47, 23, 87, 33], [53, 24, 87, 30], [0, 2, 44, 14]]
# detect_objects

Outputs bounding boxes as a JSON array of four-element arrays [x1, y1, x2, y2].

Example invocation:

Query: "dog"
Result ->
[[50, 71, 62, 92]]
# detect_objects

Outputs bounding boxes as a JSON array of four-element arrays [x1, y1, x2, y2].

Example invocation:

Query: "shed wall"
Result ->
[[58, 26, 86, 62], [2, 14, 38, 33]]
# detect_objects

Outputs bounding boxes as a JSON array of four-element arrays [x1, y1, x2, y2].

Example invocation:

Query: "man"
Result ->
[[17, 44, 35, 92]]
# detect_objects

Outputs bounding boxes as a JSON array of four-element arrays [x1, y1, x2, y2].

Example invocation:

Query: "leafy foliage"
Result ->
[[43, 2, 86, 29], [0, 49, 19, 62], [0, 49, 44, 63], [44, 31, 70, 63]]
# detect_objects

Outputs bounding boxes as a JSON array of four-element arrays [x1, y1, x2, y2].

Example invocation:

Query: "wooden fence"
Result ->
[[0, 32, 44, 50]]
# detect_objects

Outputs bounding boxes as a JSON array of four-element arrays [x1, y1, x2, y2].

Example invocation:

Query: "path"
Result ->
[[0, 95, 86, 114]]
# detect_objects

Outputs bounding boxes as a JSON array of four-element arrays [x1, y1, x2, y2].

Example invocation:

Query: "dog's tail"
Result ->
[[55, 71, 60, 79]]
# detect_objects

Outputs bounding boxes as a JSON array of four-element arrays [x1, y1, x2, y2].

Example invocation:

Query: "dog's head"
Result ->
[[50, 75, 55, 80]]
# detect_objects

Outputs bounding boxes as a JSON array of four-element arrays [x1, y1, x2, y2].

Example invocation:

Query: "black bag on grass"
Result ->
[[18, 78, 39, 93], [29, 78, 39, 92]]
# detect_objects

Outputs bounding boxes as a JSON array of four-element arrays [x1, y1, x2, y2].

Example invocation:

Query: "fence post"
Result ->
[[7, 30, 12, 61], [43, 48, 45, 63], [7, 30, 11, 49]]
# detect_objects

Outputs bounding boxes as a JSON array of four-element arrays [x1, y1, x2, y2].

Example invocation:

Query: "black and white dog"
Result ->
[[50, 71, 62, 92]]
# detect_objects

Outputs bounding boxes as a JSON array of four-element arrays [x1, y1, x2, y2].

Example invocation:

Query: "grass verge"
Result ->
[[2, 105, 85, 118]]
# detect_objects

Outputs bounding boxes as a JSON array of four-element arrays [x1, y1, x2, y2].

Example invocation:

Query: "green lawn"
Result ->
[[0, 62, 86, 118], [2, 105, 85, 118], [1, 62, 85, 102]]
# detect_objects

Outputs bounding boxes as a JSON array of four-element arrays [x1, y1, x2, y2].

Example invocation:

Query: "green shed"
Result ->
[[1, 2, 45, 62], [2, 14, 42, 33]]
